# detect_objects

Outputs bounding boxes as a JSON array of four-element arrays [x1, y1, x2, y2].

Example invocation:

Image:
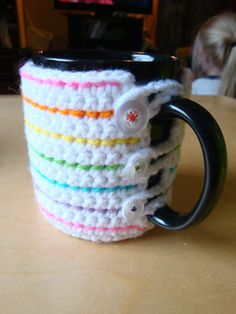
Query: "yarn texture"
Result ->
[[20, 61, 185, 242]]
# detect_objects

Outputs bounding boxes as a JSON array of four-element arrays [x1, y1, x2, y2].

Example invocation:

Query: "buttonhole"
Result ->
[[147, 170, 162, 189], [148, 92, 160, 103]]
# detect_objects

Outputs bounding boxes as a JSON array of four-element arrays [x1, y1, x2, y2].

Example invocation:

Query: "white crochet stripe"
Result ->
[[34, 179, 171, 217], [39, 212, 153, 242], [34, 187, 153, 243], [28, 144, 180, 187], [30, 168, 146, 209], [30, 159, 139, 188], [28, 150, 136, 187], [20, 61, 135, 111], [23, 103, 149, 139], [30, 160, 176, 212], [24, 117, 183, 167], [21, 80, 127, 112], [25, 137, 128, 166], [34, 183, 121, 214], [21, 61, 135, 83], [24, 127, 150, 158], [30, 163, 145, 192], [34, 183, 169, 242], [35, 186, 145, 225], [21, 79, 182, 120]]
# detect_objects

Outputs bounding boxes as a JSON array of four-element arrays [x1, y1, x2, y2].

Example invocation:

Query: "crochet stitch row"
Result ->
[[35, 182, 169, 220], [20, 61, 135, 112], [35, 182, 160, 224], [34, 184, 120, 213], [29, 143, 180, 192], [22, 95, 114, 119], [40, 205, 147, 232], [23, 102, 150, 141], [31, 163, 174, 207], [30, 143, 180, 172], [31, 163, 137, 192], [25, 118, 183, 166], [30, 145, 124, 170], [20, 71, 122, 88], [25, 119, 140, 146]]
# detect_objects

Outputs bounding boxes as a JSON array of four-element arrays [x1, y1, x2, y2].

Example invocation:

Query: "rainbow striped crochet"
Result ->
[[20, 60, 184, 242]]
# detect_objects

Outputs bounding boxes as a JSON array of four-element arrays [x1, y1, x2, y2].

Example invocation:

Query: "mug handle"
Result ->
[[147, 97, 227, 230]]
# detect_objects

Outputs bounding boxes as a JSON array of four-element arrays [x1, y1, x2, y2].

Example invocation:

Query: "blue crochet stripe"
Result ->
[[31, 164, 137, 192]]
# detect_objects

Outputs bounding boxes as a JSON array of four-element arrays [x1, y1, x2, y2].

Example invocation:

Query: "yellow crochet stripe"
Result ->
[[25, 120, 140, 146]]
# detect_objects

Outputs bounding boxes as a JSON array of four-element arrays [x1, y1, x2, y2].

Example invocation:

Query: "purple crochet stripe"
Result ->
[[34, 184, 120, 214]]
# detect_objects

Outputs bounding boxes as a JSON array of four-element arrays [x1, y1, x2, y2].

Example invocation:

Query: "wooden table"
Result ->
[[1, 95, 236, 314]]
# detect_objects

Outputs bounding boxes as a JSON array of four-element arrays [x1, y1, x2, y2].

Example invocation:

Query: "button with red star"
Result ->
[[114, 99, 149, 135]]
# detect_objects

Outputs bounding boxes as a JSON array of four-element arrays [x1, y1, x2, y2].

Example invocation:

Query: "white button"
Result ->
[[125, 153, 149, 179], [122, 198, 145, 221], [114, 99, 149, 136]]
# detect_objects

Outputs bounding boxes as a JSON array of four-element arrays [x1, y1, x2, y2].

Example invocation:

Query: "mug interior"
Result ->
[[32, 50, 180, 82]]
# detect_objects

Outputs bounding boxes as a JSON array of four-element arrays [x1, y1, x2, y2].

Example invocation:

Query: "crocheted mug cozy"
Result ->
[[20, 60, 186, 242]]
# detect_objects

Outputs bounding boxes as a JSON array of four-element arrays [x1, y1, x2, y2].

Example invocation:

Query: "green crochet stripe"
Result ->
[[30, 146, 124, 171], [30, 144, 181, 171]]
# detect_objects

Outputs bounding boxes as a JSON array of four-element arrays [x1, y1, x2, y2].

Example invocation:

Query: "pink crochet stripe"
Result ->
[[20, 71, 121, 89], [39, 205, 147, 232]]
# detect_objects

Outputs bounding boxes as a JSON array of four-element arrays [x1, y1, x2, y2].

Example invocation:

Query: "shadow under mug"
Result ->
[[31, 50, 227, 232]]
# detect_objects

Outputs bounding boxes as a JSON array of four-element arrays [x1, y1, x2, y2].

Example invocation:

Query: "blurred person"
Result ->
[[192, 12, 236, 98]]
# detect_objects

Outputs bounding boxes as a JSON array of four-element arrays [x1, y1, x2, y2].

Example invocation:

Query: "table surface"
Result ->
[[0, 95, 236, 314]]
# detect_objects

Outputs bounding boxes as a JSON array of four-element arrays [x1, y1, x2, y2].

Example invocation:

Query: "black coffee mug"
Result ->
[[20, 50, 227, 242]]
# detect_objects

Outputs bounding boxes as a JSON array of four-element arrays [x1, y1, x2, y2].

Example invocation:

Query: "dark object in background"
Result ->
[[0, 0, 19, 49], [0, 0, 20, 94], [54, 0, 153, 14], [0, 48, 33, 95], [55, 0, 151, 50], [68, 14, 143, 50]]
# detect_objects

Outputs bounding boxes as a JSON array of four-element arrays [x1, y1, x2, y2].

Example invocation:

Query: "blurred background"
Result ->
[[0, 0, 235, 94]]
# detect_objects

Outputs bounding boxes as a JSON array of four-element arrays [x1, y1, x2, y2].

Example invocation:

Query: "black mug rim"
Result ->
[[31, 50, 181, 82], [33, 50, 178, 64]]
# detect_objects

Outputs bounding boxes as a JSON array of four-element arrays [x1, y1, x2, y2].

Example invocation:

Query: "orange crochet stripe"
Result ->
[[22, 95, 114, 119]]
